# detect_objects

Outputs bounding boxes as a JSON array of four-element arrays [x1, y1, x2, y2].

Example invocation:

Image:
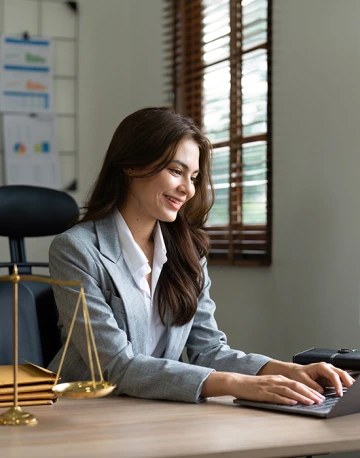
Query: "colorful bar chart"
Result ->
[[0, 36, 53, 113]]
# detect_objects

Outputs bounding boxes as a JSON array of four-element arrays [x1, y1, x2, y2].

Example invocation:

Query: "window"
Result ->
[[164, 0, 272, 265]]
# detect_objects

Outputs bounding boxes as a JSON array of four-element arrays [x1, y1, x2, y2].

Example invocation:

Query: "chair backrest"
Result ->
[[0, 282, 43, 365], [0, 185, 79, 366]]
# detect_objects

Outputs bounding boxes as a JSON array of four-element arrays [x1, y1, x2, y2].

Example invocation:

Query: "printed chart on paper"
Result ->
[[0, 35, 54, 113]]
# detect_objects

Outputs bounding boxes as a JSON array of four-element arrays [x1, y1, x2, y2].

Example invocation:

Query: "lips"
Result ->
[[164, 194, 184, 210]]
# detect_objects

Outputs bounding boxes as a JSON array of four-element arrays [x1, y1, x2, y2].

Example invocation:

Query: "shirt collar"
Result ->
[[153, 221, 167, 266], [114, 210, 167, 277]]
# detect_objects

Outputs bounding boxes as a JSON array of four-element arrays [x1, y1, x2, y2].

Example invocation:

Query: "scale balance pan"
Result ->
[[53, 381, 116, 398]]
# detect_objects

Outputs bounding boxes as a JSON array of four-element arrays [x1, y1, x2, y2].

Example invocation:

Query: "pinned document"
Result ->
[[0, 35, 54, 113], [3, 113, 60, 188]]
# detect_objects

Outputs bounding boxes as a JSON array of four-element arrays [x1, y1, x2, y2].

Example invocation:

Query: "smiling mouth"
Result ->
[[165, 195, 181, 204], [164, 195, 184, 209]]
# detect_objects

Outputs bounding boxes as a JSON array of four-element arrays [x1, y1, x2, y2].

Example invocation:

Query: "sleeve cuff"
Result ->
[[195, 369, 216, 403]]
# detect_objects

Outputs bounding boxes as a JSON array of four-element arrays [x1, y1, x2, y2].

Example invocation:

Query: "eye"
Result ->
[[191, 176, 198, 185], [169, 168, 182, 176]]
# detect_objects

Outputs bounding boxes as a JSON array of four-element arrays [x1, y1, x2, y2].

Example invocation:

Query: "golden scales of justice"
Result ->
[[0, 265, 116, 426]]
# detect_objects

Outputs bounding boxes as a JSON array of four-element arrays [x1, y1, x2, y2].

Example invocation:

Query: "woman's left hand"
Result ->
[[288, 362, 355, 396], [258, 360, 355, 397]]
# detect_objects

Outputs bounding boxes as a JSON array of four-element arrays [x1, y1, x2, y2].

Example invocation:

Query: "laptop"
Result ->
[[233, 379, 360, 418]]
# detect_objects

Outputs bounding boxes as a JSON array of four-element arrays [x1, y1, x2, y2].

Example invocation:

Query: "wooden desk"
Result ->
[[0, 395, 359, 458]]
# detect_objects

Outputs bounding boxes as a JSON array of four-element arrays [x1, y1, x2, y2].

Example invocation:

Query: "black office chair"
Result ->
[[0, 185, 79, 367]]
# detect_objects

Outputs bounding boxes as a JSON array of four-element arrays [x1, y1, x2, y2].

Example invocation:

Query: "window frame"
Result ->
[[165, 0, 272, 266]]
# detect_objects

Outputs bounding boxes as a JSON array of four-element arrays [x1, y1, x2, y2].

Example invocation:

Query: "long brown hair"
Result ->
[[81, 107, 214, 325]]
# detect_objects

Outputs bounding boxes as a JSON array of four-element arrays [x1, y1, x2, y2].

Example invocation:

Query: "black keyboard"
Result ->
[[286, 394, 339, 414], [277, 386, 348, 413], [234, 387, 348, 417]]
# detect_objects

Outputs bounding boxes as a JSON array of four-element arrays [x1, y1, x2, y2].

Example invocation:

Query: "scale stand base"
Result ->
[[0, 406, 38, 426]]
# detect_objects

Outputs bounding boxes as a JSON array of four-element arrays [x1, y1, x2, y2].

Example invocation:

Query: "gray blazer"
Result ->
[[48, 213, 271, 402]]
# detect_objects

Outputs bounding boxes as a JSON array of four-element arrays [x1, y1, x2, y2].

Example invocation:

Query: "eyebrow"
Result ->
[[171, 159, 199, 174]]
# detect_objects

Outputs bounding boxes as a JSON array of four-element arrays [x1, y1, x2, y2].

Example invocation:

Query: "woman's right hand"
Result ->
[[201, 371, 325, 405]]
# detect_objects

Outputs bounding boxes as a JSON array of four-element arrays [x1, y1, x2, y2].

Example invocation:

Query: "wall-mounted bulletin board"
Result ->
[[0, 0, 78, 191]]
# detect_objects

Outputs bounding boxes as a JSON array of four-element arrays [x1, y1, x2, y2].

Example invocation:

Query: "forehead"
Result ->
[[172, 138, 200, 171]]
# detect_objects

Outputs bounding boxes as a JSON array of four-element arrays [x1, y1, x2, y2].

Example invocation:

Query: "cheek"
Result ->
[[153, 175, 169, 191], [137, 177, 159, 195]]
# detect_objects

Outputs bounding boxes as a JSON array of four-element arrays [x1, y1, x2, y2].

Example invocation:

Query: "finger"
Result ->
[[295, 386, 325, 404], [299, 376, 324, 394], [276, 384, 325, 405], [320, 365, 343, 396], [268, 393, 298, 406], [261, 386, 307, 406], [346, 370, 360, 378], [286, 379, 326, 402], [332, 367, 355, 388]]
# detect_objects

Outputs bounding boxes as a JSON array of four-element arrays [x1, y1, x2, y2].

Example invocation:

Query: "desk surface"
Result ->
[[0, 395, 360, 458]]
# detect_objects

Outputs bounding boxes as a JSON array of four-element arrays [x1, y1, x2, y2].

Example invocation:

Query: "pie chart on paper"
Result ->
[[14, 142, 26, 154]]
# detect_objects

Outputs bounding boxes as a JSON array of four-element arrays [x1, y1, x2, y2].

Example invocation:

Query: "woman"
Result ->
[[48, 107, 353, 404]]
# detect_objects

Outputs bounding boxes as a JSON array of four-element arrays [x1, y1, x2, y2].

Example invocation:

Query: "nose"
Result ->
[[178, 175, 195, 199]]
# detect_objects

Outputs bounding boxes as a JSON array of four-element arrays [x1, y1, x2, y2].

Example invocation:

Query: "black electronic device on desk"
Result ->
[[292, 347, 360, 370]]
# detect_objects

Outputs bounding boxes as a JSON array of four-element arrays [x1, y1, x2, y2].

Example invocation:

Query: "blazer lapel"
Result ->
[[95, 214, 148, 355]]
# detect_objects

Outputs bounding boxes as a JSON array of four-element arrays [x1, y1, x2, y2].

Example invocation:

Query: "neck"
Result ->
[[119, 206, 156, 248]]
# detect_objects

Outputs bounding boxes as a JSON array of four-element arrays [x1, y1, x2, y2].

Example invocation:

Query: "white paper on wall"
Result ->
[[3, 113, 60, 189], [0, 35, 54, 113]]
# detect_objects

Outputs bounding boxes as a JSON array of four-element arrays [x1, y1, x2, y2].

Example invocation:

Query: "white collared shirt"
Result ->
[[114, 210, 168, 357]]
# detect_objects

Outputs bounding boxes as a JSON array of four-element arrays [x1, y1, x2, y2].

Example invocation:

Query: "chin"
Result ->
[[159, 212, 178, 223]]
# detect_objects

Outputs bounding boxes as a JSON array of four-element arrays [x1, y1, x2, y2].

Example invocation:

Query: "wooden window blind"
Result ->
[[164, 0, 272, 266]]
